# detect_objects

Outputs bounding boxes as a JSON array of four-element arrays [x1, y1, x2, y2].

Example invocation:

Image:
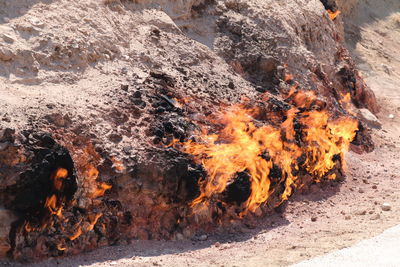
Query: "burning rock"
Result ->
[[0, 0, 378, 262]]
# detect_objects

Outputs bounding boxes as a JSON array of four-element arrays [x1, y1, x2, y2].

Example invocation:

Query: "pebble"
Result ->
[[371, 214, 381, 220], [214, 242, 221, 248], [1, 33, 14, 43], [345, 215, 351, 220], [311, 216, 317, 222], [198, 234, 208, 241], [358, 188, 365, 193], [381, 202, 391, 211], [388, 114, 395, 119], [355, 210, 367, 216]]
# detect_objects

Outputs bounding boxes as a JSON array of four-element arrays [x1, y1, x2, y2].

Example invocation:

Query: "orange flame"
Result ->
[[68, 227, 82, 241], [44, 194, 63, 217], [174, 91, 358, 214], [51, 168, 68, 191], [328, 10, 341, 20], [90, 183, 112, 198]]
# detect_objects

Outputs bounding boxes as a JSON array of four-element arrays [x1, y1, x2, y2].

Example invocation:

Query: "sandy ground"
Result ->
[[1, 0, 399, 266], [293, 224, 400, 267]]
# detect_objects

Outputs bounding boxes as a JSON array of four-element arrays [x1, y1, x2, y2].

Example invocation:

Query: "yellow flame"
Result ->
[[328, 10, 341, 20], [174, 90, 358, 214]]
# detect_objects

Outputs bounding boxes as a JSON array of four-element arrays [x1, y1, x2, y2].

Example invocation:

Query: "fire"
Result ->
[[328, 9, 341, 20], [84, 164, 112, 198], [173, 89, 358, 214], [68, 227, 82, 241], [89, 182, 112, 198], [51, 167, 68, 191]]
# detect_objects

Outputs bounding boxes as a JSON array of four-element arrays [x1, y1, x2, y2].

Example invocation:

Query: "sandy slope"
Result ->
[[1, 0, 400, 266]]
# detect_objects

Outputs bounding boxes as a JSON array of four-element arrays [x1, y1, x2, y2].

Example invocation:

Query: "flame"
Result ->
[[44, 194, 63, 217], [87, 213, 103, 231], [328, 10, 341, 20], [51, 168, 68, 191], [89, 182, 112, 198], [68, 227, 82, 241], [83, 164, 112, 198], [284, 73, 294, 82], [174, 90, 358, 214]]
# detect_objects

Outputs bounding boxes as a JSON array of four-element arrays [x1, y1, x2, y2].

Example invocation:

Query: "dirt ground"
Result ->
[[1, 0, 400, 266]]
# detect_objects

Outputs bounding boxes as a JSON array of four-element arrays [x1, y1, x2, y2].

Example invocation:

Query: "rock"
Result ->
[[345, 215, 351, 220], [198, 234, 208, 241], [0, 128, 15, 142], [1, 34, 14, 43], [311, 216, 317, 222], [214, 242, 221, 247], [370, 214, 380, 220], [357, 108, 381, 128], [388, 114, 395, 119], [108, 133, 123, 143], [44, 113, 72, 127], [355, 210, 367, 216], [0, 46, 14, 61], [381, 203, 391, 211], [381, 64, 392, 75], [358, 188, 365, 193]]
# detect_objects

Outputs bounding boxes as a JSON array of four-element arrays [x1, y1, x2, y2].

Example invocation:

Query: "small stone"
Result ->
[[358, 188, 365, 193], [345, 215, 351, 220], [381, 64, 392, 75], [370, 214, 380, 220], [372, 185, 377, 189], [108, 133, 123, 143], [45, 113, 72, 127], [121, 67, 128, 74], [311, 216, 317, 222], [121, 84, 129, 91], [133, 91, 142, 98], [355, 210, 367, 216], [198, 234, 208, 241], [388, 114, 395, 119], [123, 146, 132, 154], [214, 242, 221, 248], [0, 47, 14, 61], [381, 203, 391, 211], [1, 34, 14, 43]]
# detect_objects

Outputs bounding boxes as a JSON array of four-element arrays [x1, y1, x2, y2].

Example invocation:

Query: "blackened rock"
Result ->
[[0, 128, 15, 143], [150, 71, 175, 87], [108, 133, 123, 143], [121, 84, 129, 91], [132, 91, 142, 98], [153, 127, 164, 138], [155, 107, 165, 114], [255, 86, 267, 93], [225, 171, 251, 205], [163, 121, 174, 133]]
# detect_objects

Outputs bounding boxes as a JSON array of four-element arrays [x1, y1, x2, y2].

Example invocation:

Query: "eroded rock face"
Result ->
[[0, 0, 377, 261]]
